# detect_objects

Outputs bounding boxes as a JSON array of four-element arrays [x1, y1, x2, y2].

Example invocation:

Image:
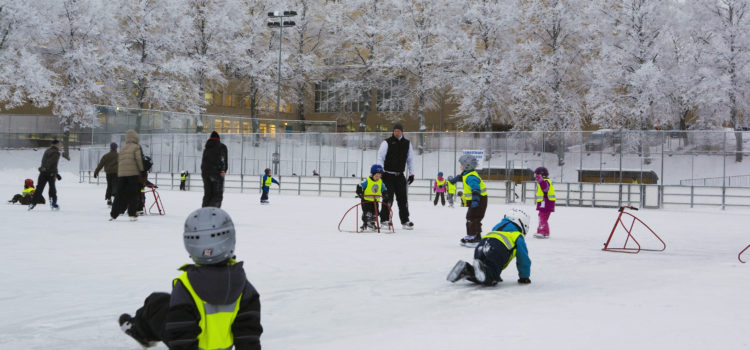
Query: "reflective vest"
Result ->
[[263, 176, 272, 187], [462, 171, 487, 201], [22, 187, 34, 196], [175, 272, 242, 350], [363, 177, 383, 202], [181, 174, 187, 181], [446, 181, 456, 194], [483, 230, 523, 270], [536, 178, 556, 202], [435, 178, 445, 189]]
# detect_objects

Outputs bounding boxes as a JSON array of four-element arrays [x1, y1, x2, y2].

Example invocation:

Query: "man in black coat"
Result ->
[[30, 139, 62, 210], [376, 123, 415, 229], [200, 131, 228, 208]]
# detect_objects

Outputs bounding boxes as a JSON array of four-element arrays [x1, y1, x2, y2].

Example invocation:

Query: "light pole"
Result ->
[[267, 10, 296, 176]]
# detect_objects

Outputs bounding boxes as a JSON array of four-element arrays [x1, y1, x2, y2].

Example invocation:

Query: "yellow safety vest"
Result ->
[[175, 272, 242, 350], [483, 230, 523, 270], [535, 178, 556, 202], [446, 181, 456, 194], [462, 171, 487, 201], [22, 187, 34, 196], [181, 174, 187, 181], [435, 178, 445, 188], [363, 177, 384, 202], [263, 176, 272, 187]]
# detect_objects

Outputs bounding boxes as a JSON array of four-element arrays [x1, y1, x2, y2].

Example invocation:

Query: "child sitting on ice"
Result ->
[[8, 178, 44, 205]]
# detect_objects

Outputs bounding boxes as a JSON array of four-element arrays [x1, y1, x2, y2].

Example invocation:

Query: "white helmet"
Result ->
[[183, 207, 236, 264], [504, 208, 530, 236]]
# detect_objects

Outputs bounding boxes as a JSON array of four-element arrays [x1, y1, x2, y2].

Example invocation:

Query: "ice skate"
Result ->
[[107, 199, 112, 207], [129, 216, 138, 221], [109, 216, 116, 221], [118, 313, 157, 348], [447, 260, 475, 282], [50, 201, 59, 211], [27, 202, 36, 210], [260, 200, 270, 205], [473, 259, 486, 283], [534, 233, 549, 239], [380, 220, 391, 227], [401, 221, 414, 230], [460, 234, 481, 248]]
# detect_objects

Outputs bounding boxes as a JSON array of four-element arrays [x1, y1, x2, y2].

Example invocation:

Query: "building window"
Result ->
[[377, 77, 405, 112], [344, 91, 370, 113], [222, 93, 232, 107], [314, 80, 340, 113]]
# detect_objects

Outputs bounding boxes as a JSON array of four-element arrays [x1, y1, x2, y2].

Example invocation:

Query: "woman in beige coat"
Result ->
[[110, 130, 144, 221]]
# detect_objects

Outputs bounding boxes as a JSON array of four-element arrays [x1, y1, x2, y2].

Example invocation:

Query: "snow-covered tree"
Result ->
[[117, 0, 189, 132], [42, 0, 123, 159], [0, 2, 56, 110], [450, 0, 517, 131], [699, 0, 750, 162]]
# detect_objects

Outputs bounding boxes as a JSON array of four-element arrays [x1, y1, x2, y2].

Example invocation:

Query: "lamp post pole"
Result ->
[[268, 11, 297, 176]]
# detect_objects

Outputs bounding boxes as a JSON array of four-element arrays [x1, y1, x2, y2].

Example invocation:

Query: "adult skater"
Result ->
[[94, 142, 119, 207], [376, 123, 415, 230], [447, 208, 532, 286], [110, 130, 145, 221], [201, 131, 228, 208], [29, 139, 62, 210]]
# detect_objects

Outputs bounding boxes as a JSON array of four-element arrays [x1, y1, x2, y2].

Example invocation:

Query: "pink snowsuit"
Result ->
[[535, 176, 555, 236], [433, 177, 447, 193]]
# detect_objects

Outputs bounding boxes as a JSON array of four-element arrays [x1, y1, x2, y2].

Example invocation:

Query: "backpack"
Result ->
[[141, 153, 153, 172]]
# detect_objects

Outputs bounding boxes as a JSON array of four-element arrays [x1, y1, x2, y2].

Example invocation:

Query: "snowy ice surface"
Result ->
[[1, 149, 749, 350]]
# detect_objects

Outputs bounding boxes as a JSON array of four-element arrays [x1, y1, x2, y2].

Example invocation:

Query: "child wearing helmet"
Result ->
[[433, 171, 447, 206], [356, 164, 388, 231], [445, 176, 457, 207], [451, 154, 488, 247], [447, 208, 532, 286], [179, 170, 189, 191], [260, 168, 279, 204], [534, 166, 555, 238], [118, 207, 263, 349], [9, 178, 43, 205]]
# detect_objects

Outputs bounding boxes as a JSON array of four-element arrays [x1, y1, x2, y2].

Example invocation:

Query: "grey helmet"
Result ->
[[458, 154, 478, 171], [183, 207, 236, 265]]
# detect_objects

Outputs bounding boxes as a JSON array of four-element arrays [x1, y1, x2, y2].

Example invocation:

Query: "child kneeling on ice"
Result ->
[[118, 207, 263, 349], [447, 208, 532, 286]]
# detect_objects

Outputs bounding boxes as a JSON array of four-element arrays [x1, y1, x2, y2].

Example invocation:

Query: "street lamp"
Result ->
[[267, 10, 297, 176]]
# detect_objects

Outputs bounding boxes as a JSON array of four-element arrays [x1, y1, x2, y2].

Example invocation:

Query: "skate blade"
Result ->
[[533, 234, 549, 239], [460, 242, 479, 248], [447, 260, 468, 282]]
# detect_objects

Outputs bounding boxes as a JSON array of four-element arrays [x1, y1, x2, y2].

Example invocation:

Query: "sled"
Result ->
[[739, 244, 750, 263], [338, 195, 395, 234], [602, 206, 665, 254]]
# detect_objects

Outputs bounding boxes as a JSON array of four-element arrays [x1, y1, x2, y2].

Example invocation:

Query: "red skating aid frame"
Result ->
[[602, 206, 665, 254], [739, 245, 750, 263], [338, 195, 395, 233], [145, 187, 165, 216]]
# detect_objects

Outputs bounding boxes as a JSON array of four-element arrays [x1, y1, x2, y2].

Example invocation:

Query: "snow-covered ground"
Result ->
[[1, 149, 749, 349]]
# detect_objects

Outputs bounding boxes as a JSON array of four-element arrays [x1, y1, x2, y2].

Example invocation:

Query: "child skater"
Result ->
[[449, 155, 488, 247], [260, 168, 280, 204], [8, 178, 43, 205], [433, 172, 446, 206], [446, 176, 456, 207], [356, 164, 388, 231], [447, 208, 532, 286], [534, 166, 555, 238], [118, 207, 263, 349]]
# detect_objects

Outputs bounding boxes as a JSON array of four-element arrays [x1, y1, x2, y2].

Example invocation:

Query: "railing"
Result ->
[[79, 172, 750, 209], [680, 174, 750, 187]]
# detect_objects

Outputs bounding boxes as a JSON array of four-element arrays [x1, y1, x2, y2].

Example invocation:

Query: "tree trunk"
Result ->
[[62, 128, 71, 161], [736, 130, 743, 162]]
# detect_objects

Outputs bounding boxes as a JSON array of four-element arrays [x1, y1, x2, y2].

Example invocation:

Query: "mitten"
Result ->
[[56, 174, 62, 181], [407, 174, 414, 185], [518, 278, 531, 284]]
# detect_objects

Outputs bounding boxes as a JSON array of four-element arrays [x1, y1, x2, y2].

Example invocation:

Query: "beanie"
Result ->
[[51, 139, 60, 145], [110, 142, 118, 150], [210, 131, 220, 140], [393, 123, 403, 132]]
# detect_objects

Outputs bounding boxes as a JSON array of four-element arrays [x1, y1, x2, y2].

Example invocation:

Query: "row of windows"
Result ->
[[211, 119, 278, 134], [314, 78, 406, 113], [204, 92, 291, 113]]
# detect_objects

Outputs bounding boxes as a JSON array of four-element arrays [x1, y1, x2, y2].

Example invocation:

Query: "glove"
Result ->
[[470, 193, 480, 208], [470, 200, 479, 208], [56, 174, 62, 181], [407, 174, 414, 185], [518, 278, 531, 284], [93, 173, 98, 179]]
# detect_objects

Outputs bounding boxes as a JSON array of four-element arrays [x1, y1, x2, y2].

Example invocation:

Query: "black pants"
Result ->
[[433, 192, 445, 206], [202, 174, 224, 208], [129, 292, 170, 342], [105, 173, 118, 200], [380, 173, 410, 224], [111, 176, 142, 218], [11, 194, 41, 205], [179, 180, 186, 191], [33, 172, 56, 204], [466, 195, 488, 237], [473, 238, 511, 286], [361, 200, 381, 223]]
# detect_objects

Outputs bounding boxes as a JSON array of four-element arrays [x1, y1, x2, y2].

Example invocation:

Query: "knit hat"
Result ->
[[209, 131, 220, 140], [393, 123, 403, 132], [110, 142, 118, 151], [51, 139, 59, 145]]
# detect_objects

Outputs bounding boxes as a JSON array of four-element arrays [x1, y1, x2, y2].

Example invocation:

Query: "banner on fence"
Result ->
[[462, 149, 484, 169]]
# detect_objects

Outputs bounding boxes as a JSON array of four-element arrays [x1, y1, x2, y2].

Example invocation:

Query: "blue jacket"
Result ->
[[491, 219, 532, 279], [262, 174, 279, 191]]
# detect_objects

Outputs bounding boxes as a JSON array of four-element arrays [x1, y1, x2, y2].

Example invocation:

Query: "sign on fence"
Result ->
[[462, 149, 484, 169]]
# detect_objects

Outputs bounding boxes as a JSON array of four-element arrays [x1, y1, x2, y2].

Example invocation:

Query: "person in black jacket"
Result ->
[[376, 123, 416, 230], [29, 139, 62, 210], [201, 131, 228, 208], [93, 142, 119, 207], [118, 207, 262, 349]]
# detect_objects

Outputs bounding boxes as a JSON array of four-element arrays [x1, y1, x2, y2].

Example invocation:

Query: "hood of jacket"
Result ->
[[125, 130, 139, 144], [182, 262, 246, 304], [204, 138, 220, 149]]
